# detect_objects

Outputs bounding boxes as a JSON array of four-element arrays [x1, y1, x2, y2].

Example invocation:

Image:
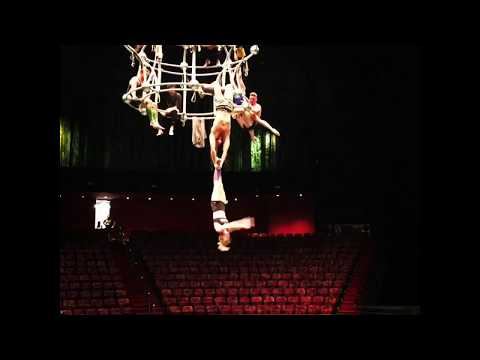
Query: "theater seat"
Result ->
[[219, 305, 232, 314], [194, 305, 206, 314], [168, 306, 181, 314], [182, 306, 193, 314]]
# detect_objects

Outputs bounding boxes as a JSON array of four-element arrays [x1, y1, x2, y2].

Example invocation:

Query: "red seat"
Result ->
[[191, 297, 201, 304], [203, 296, 214, 305], [274, 296, 287, 304], [295, 305, 307, 314], [306, 288, 316, 296], [263, 296, 275, 304], [271, 305, 282, 314], [179, 297, 189, 306], [287, 296, 299, 304], [251, 296, 262, 304], [244, 280, 255, 287], [194, 305, 206, 314], [121, 307, 133, 315], [244, 305, 256, 314], [183, 289, 193, 297], [102, 298, 115, 307], [300, 296, 312, 304], [63, 300, 76, 308], [118, 298, 130, 306], [98, 308, 110, 315], [227, 288, 238, 296], [205, 289, 215, 296], [164, 297, 177, 305], [193, 289, 204, 296], [321, 305, 334, 314], [308, 305, 321, 314], [219, 305, 232, 314], [260, 288, 272, 296], [216, 288, 227, 296], [116, 289, 127, 297], [239, 296, 250, 304], [272, 288, 283, 296], [86, 309, 98, 316], [231, 305, 243, 314], [281, 304, 295, 314], [312, 296, 324, 304], [239, 288, 249, 296], [325, 296, 338, 305], [267, 280, 278, 287], [284, 288, 294, 296], [73, 309, 86, 315], [227, 296, 238, 305], [329, 288, 341, 296], [295, 288, 306, 296], [206, 305, 218, 314], [78, 299, 92, 308], [67, 290, 79, 299], [318, 288, 329, 296], [91, 299, 103, 307], [61, 309, 73, 315], [161, 289, 173, 297], [251, 288, 261, 296], [182, 306, 194, 314], [214, 296, 226, 305], [173, 289, 183, 297], [168, 306, 182, 314]]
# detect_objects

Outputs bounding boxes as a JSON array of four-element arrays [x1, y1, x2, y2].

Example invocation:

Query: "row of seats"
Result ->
[[61, 307, 133, 315], [151, 273, 347, 281], [60, 281, 125, 290], [60, 274, 123, 282], [160, 287, 342, 297], [153, 280, 345, 289], [60, 289, 128, 299], [167, 304, 335, 315], [163, 295, 338, 306], [60, 268, 119, 275], [62, 298, 131, 308]]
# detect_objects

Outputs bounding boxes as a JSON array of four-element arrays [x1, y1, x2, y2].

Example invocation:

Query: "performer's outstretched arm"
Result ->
[[219, 133, 230, 168], [209, 132, 219, 167]]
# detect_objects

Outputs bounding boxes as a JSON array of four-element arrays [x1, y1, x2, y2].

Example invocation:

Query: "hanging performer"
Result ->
[[230, 66, 280, 141], [211, 167, 255, 251]]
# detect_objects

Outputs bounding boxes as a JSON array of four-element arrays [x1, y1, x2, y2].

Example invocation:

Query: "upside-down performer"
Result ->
[[125, 63, 151, 101], [211, 168, 255, 251], [197, 71, 234, 169], [139, 97, 179, 136], [231, 67, 280, 141]]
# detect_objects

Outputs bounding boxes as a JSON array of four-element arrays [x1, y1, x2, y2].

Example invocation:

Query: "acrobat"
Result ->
[[210, 168, 255, 251]]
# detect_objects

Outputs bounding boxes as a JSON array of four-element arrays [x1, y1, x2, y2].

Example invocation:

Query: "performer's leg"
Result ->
[[235, 66, 246, 95], [254, 116, 280, 137], [211, 168, 227, 204], [222, 217, 255, 232]]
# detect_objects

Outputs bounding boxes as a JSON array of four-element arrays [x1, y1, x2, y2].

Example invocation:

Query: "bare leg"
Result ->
[[235, 66, 246, 95], [222, 217, 255, 232], [211, 168, 227, 204], [254, 116, 280, 136]]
